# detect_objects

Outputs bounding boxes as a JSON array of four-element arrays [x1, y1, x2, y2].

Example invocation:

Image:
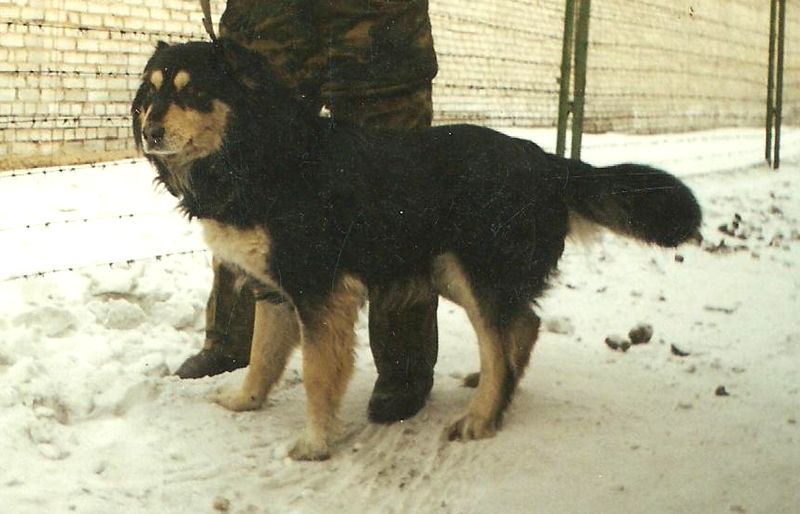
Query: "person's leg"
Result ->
[[219, 0, 324, 99], [366, 280, 438, 422], [175, 259, 254, 378], [317, 0, 439, 421], [328, 84, 434, 130], [329, 84, 439, 422]]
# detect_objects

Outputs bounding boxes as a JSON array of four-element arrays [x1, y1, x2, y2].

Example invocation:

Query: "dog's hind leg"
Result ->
[[212, 298, 299, 411], [459, 306, 540, 394], [289, 275, 366, 461], [433, 254, 540, 441], [500, 304, 540, 405]]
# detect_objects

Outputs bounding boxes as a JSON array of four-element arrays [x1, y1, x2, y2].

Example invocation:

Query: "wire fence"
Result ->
[[3, 249, 209, 282], [1, 0, 796, 170], [0, 157, 138, 177]]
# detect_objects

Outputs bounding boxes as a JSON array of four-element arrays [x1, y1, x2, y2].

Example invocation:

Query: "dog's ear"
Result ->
[[214, 38, 280, 92], [155, 40, 170, 51]]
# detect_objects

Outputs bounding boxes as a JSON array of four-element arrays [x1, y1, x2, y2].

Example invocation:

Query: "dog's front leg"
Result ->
[[213, 298, 299, 411], [289, 276, 365, 461]]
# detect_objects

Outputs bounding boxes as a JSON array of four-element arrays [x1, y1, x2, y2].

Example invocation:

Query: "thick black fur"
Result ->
[[133, 40, 702, 333]]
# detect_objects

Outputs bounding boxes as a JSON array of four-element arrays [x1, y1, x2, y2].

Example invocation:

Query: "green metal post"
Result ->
[[556, 0, 576, 157], [765, 0, 777, 164], [570, 0, 591, 161], [773, 0, 786, 169]]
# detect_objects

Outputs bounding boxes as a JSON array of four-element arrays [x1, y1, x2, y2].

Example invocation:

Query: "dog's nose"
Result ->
[[143, 123, 165, 146]]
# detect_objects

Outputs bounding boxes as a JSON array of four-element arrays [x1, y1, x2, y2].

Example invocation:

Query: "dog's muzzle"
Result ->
[[141, 122, 178, 155], [143, 122, 164, 146]]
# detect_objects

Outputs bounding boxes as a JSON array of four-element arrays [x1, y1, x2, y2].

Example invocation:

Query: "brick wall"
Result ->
[[0, 0, 225, 170], [582, 1, 789, 133], [431, 0, 565, 126], [0, 0, 797, 170]]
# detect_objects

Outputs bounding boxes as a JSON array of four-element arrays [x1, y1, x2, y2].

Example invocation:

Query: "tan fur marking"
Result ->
[[371, 277, 436, 311], [567, 211, 602, 247], [200, 220, 272, 285], [160, 99, 230, 158], [173, 70, 190, 91], [150, 69, 163, 90], [214, 299, 300, 411], [432, 254, 505, 435], [290, 274, 366, 460]]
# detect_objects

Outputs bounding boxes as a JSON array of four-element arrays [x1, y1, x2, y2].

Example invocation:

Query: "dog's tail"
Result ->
[[547, 155, 702, 247]]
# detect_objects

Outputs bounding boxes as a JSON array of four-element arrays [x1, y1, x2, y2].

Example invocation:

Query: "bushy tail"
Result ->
[[548, 155, 702, 247]]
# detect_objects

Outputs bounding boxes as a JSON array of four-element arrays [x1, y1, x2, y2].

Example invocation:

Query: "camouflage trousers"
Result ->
[[218, 0, 438, 103], [204, 82, 438, 381]]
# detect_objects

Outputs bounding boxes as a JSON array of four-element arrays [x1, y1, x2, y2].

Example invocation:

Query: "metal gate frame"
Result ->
[[766, 0, 787, 170], [555, 0, 591, 160]]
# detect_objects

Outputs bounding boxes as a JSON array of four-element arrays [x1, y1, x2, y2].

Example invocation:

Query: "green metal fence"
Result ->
[[559, 0, 791, 169], [765, 0, 787, 169]]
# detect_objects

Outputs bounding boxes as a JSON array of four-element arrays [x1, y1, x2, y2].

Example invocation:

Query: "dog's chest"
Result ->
[[200, 220, 272, 284]]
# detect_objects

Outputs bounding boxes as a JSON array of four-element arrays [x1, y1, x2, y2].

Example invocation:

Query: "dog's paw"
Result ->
[[211, 387, 264, 412], [288, 436, 331, 461], [444, 413, 497, 441]]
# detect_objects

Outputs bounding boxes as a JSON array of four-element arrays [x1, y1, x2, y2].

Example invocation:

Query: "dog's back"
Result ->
[[302, 123, 700, 302]]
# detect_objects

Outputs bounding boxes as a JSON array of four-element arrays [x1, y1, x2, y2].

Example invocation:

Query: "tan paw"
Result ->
[[445, 413, 497, 441], [211, 387, 264, 412], [288, 436, 331, 461]]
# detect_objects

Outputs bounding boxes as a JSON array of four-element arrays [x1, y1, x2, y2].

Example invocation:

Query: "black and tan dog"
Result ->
[[132, 40, 701, 460]]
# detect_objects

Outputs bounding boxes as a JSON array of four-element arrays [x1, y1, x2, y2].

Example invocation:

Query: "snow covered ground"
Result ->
[[1, 128, 799, 514]]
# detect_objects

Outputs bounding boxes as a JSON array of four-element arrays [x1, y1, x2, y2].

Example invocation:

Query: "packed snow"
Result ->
[[1, 128, 799, 513]]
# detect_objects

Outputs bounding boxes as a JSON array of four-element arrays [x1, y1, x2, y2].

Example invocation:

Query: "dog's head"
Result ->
[[132, 41, 231, 161], [133, 40, 320, 219], [132, 40, 281, 198]]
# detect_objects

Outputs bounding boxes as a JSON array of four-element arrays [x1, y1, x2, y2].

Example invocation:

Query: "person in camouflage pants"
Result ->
[[176, 0, 440, 423]]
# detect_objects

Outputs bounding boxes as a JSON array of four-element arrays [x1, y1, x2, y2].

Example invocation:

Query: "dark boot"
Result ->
[[175, 259, 255, 379], [367, 283, 438, 423]]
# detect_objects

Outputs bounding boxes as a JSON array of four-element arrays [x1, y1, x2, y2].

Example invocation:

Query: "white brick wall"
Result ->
[[0, 0, 797, 170]]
